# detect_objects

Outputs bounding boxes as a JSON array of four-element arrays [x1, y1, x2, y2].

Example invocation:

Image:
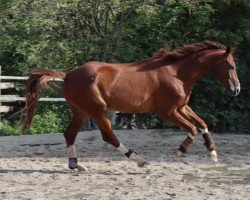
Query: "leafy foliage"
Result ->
[[0, 0, 249, 134], [0, 110, 68, 135]]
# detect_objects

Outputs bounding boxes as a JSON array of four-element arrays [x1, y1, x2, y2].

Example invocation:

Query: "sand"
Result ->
[[0, 129, 249, 200]]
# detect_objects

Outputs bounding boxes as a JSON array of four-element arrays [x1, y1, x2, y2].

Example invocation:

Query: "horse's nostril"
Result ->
[[231, 84, 240, 96], [236, 84, 241, 94]]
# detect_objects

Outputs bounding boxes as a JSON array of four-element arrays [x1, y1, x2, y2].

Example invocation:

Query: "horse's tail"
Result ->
[[22, 68, 66, 130]]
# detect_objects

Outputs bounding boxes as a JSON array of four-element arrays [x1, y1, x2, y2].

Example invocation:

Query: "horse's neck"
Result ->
[[176, 51, 220, 87], [134, 57, 166, 69]]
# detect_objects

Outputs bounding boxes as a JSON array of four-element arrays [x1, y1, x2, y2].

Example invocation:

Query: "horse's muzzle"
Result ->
[[229, 84, 240, 96]]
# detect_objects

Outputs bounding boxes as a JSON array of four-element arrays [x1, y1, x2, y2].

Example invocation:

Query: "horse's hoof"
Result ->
[[69, 158, 78, 170], [173, 148, 182, 161], [209, 150, 218, 162], [137, 160, 148, 167]]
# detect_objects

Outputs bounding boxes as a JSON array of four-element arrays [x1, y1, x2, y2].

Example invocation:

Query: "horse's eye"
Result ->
[[228, 63, 235, 69]]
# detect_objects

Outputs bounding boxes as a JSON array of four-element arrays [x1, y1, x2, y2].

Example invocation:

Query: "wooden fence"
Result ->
[[0, 66, 65, 127]]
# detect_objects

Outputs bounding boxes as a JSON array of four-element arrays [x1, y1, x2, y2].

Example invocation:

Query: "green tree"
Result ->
[[0, 0, 249, 134]]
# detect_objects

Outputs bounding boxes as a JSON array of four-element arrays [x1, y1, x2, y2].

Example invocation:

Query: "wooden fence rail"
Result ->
[[0, 66, 65, 126]]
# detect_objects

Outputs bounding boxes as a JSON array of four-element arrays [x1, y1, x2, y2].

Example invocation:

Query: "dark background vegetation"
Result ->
[[0, 0, 249, 135]]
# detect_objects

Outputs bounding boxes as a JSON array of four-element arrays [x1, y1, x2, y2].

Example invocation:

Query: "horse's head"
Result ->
[[212, 47, 240, 96]]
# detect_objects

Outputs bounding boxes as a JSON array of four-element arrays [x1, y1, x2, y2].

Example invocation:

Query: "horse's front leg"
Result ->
[[180, 105, 217, 162], [160, 110, 199, 160]]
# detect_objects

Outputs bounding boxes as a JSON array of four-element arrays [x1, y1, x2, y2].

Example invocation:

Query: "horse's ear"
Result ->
[[226, 46, 231, 55], [225, 46, 236, 55], [231, 47, 236, 54]]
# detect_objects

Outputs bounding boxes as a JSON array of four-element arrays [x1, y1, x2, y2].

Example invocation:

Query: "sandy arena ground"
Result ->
[[0, 129, 249, 200]]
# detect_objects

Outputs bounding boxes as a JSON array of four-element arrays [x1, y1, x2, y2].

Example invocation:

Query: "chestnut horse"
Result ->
[[22, 41, 240, 171]]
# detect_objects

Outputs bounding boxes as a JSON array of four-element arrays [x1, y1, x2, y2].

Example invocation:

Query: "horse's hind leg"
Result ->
[[64, 110, 88, 171], [92, 111, 147, 167]]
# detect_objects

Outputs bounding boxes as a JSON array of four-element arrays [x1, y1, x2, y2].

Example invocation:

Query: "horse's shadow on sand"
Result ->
[[0, 168, 69, 174], [0, 168, 134, 176]]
